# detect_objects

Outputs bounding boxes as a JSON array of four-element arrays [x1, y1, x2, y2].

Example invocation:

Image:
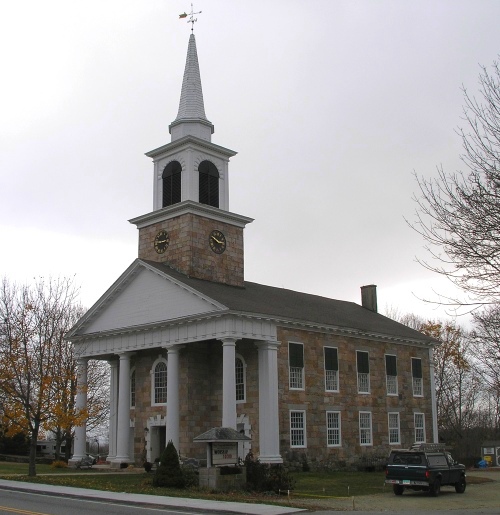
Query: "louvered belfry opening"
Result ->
[[198, 160, 219, 208], [162, 161, 182, 207]]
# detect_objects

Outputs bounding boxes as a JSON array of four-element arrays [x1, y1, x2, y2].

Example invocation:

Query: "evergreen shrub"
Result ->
[[153, 440, 186, 488]]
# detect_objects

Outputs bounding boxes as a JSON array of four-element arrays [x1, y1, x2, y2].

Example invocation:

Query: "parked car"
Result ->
[[385, 443, 466, 496]]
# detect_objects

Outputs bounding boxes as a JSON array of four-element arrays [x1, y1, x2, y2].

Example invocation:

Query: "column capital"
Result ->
[[117, 351, 135, 359], [255, 340, 280, 350], [220, 337, 239, 346], [163, 344, 185, 353]]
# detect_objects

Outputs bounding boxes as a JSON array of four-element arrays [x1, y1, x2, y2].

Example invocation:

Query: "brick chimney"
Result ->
[[361, 284, 377, 312]]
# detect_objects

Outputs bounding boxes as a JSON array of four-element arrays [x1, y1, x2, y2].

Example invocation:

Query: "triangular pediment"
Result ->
[[70, 261, 226, 337]]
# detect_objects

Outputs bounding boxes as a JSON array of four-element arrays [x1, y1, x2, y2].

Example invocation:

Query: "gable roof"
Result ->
[[143, 260, 434, 345]]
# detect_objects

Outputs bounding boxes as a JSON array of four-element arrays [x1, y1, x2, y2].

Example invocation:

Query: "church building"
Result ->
[[68, 33, 438, 469]]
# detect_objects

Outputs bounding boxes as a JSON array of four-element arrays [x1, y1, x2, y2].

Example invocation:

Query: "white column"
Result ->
[[71, 358, 88, 462], [256, 341, 283, 464], [429, 347, 439, 443], [114, 352, 131, 463], [221, 338, 237, 429], [166, 345, 182, 452], [106, 359, 118, 461]]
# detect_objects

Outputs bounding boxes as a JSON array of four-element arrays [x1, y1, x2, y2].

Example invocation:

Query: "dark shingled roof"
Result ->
[[194, 427, 251, 442], [143, 260, 433, 345]]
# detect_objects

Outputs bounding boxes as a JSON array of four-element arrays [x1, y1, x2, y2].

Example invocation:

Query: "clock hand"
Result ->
[[211, 236, 222, 244]]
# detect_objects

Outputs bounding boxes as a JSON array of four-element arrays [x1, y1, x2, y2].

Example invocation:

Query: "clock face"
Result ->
[[154, 230, 170, 254], [209, 230, 226, 254]]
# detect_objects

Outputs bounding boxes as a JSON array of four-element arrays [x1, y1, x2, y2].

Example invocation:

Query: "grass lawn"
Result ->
[[0, 461, 387, 501]]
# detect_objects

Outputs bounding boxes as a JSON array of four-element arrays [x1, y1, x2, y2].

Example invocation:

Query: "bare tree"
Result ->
[[0, 277, 111, 474], [410, 59, 500, 310], [471, 306, 500, 435]]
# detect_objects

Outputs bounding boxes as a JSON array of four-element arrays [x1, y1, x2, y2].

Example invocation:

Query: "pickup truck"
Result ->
[[385, 444, 466, 496]]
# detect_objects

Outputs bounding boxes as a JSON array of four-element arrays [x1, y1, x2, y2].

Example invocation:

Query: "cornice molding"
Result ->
[[129, 200, 253, 229]]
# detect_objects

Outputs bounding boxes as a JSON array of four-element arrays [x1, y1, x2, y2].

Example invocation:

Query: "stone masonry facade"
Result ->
[[127, 326, 433, 470], [137, 213, 244, 286]]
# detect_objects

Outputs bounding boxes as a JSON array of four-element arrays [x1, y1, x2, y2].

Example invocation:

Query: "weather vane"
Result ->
[[179, 3, 202, 32]]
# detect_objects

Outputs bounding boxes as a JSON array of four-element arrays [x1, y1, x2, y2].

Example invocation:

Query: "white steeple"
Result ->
[[169, 34, 214, 142]]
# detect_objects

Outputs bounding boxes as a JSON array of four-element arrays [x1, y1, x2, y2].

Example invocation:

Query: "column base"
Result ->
[[110, 457, 133, 468], [258, 454, 283, 464]]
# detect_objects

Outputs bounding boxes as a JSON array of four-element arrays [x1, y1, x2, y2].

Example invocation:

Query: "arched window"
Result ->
[[130, 368, 136, 408], [151, 358, 167, 405], [162, 161, 182, 207], [235, 355, 246, 403], [198, 160, 219, 208]]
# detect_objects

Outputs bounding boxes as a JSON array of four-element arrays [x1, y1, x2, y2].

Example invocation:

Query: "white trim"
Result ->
[[290, 410, 307, 448], [151, 355, 168, 406], [324, 346, 339, 393], [130, 366, 136, 409], [359, 411, 373, 446], [235, 353, 246, 404], [288, 341, 305, 390], [384, 353, 398, 396], [388, 412, 400, 445], [326, 411, 341, 447], [356, 350, 370, 394], [414, 412, 426, 443]]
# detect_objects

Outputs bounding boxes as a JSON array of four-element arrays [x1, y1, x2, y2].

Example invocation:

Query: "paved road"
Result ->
[[0, 489, 201, 515]]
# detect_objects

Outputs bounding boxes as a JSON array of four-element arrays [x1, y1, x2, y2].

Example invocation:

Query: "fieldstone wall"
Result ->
[[137, 213, 244, 286]]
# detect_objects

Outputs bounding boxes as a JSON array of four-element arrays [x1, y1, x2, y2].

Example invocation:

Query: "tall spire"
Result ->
[[169, 34, 214, 142]]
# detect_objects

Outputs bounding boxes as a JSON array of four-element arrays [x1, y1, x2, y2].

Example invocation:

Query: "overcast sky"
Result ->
[[1, 0, 499, 323]]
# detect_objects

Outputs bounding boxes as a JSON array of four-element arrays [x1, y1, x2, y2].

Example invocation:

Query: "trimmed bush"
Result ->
[[244, 451, 295, 493], [153, 441, 185, 488]]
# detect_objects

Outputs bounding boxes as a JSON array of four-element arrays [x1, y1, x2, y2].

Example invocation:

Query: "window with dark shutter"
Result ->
[[198, 160, 219, 208], [412, 358, 422, 378], [385, 355, 397, 376], [357, 351, 369, 373], [324, 347, 338, 371], [289, 343, 304, 368], [162, 161, 182, 207]]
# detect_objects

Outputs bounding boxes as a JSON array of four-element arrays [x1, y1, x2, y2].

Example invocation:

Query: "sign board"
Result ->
[[212, 442, 238, 466]]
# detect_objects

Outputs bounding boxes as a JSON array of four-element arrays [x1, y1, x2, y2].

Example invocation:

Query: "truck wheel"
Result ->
[[393, 485, 404, 496], [430, 478, 441, 497], [455, 476, 466, 493]]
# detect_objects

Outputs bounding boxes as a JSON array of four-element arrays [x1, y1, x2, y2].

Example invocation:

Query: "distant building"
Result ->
[[68, 34, 437, 469]]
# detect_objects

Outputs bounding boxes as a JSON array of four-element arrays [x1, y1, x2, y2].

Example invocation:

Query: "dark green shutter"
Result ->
[[412, 358, 422, 378], [385, 355, 397, 376], [357, 351, 369, 373], [289, 343, 304, 368], [324, 347, 338, 371]]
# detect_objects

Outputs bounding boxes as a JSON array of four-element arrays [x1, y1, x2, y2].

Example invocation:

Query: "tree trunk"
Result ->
[[28, 424, 40, 477]]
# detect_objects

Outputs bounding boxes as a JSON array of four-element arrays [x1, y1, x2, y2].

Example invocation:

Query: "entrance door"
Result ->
[[496, 447, 500, 467], [150, 426, 166, 463]]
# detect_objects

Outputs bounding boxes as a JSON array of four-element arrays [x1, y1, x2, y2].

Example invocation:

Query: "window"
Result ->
[[289, 342, 304, 389], [359, 411, 372, 445], [162, 161, 182, 207], [151, 358, 167, 405], [324, 347, 339, 392], [414, 413, 426, 443], [130, 368, 136, 408], [326, 411, 341, 447], [356, 351, 370, 393], [388, 412, 400, 444], [412, 358, 423, 396], [290, 411, 306, 447], [235, 356, 246, 402], [385, 354, 398, 395], [198, 160, 219, 208]]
